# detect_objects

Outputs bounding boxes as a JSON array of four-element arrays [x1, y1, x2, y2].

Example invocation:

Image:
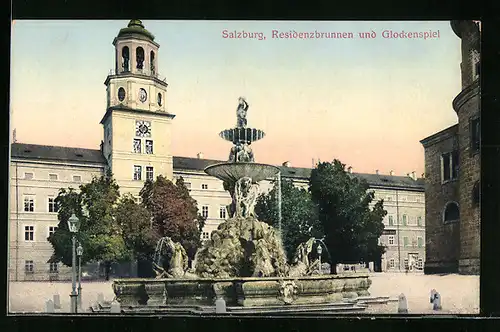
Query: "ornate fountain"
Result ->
[[111, 98, 372, 312]]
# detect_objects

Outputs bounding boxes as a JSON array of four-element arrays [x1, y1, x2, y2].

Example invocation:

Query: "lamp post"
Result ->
[[67, 213, 81, 314], [317, 244, 323, 275], [76, 243, 83, 310]]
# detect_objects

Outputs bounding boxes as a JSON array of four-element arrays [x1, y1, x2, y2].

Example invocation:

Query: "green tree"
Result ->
[[255, 178, 322, 262], [309, 160, 386, 274], [115, 194, 155, 261], [139, 175, 205, 263], [48, 170, 129, 280]]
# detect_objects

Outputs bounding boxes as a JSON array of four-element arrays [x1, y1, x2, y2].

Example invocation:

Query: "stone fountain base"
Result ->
[[112, 274, 371, 308]]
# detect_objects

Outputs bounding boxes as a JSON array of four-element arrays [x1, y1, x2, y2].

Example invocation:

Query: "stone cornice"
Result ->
[[100, 105, 176, 124], [104, 73, 168, 88], [452, 80, 480, 112], [420, 124, 458, 148]]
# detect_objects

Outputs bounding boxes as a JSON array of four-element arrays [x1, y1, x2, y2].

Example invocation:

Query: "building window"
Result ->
[[23, 196, 35, 212], [388, 215, 394, 226], [443, 202, 460, 223], [49, 226, 57, 237], [219, 206, 227, 219], [388, 235, 395, 245], [417, 237, 424, 248], [133, 165, 142, 181], [472, 181, 480, 207], [121, 46, 130, 72], [184, 182, 192, 189], [201, 232, 210, 240], [145, 140, 153, 154], [389, 258, 395, 269], [133, 139, 142, 153], [49, 262, 59, 273], [48, 197, 58, 213], [403, 236, 409, 247], [136, 46, 145, 70], [202, 206, 209, 218], [24, 172, 34, 180], [417, 216, 423, 226], [416, 258, 424, 270], [470, 117, 480, 154], [201, 184, 208, 190], [73, 175, 82, 182], [471, 49, 480, 80], [441, 151, 459, 182], [49, 174, 58, 181], [146, 166, 154, 181], [402, 215, 407, 226], [25, 226, 34, 241], [25, 260, 34, 274], [404, 259, 409, 269]]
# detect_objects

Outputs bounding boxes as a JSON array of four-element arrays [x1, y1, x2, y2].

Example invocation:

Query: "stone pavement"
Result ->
[[8, 272, 479, 314]]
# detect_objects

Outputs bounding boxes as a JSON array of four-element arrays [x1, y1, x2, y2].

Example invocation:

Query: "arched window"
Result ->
[[157, 92, 162, 106], [136, 47, 145, 70], [443, 202, 460, 223], [122, 46, 130, 72], [118, 87, 126, 102], [150, 51, 155, 75], [472, 181, 480, 207]]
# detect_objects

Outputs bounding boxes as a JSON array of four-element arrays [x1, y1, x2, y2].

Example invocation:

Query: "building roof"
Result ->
[[11, 143, 107, 165], [10, 143, 424, 191], [420, 124, 458, 148]]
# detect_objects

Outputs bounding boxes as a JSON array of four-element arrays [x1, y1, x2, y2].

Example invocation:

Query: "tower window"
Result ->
[[472, 181, 480, 207], [133, 165, 142, 181], [470, 117, 480, 154], [441, 151, 459, 182], [157, 93, 162, 106], [146, 166, 154, 181], [136, 47, 145, 70], [471, 49, 480, 81], [122, 46, 130, 72], [150, 51, 155, 75], [118, 87, 126, 102], [443, 201, 460, 223], [145, 140, 153, 154], [133, 139, 142, 153]]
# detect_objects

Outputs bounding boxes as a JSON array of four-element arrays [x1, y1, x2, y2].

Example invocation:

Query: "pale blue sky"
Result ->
[[10, 20, 461, 175]]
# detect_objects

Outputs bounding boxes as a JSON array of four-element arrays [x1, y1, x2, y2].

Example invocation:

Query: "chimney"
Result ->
[[347, 166, 353, 174], [197, 152, 204, 159], [375, 169, 379, 175], [282, 161, 291, 167], [411, 171, 417, 181], [390, 170, 394, 176]]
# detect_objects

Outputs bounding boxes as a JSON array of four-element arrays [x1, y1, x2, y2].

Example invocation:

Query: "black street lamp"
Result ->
[[76, 243, 83, 310], [67, 213, 81, 313]]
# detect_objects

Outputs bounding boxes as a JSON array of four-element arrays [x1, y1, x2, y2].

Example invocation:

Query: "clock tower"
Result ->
[[101, 19, 176, 196]]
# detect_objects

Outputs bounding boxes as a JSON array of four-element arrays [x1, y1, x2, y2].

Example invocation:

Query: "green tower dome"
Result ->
[[117, 19, 155, 41]]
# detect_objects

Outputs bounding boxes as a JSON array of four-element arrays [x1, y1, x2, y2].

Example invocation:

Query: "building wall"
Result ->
[[422, 127, 460, 273], [455, 21, 481, 274], [109, 110, 174, 196], [9, 159, 104, 281], [374, 188, 426, 272]]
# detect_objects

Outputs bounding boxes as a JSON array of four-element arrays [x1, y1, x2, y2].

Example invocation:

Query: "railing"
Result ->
[[108, 68, 167, 83]]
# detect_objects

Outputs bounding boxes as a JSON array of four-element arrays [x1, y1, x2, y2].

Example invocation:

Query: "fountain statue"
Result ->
[[111, 97, 372, 310]]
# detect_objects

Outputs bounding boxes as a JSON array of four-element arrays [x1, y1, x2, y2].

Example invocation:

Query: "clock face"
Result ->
[[139, 88, 148, 103], [135, 120, 151, 137]]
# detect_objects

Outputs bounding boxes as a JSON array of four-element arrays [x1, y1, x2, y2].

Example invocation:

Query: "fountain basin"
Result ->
[[219, 128, 266, 144], [204, 162, 280, 184], [112, 274, 371, 307]]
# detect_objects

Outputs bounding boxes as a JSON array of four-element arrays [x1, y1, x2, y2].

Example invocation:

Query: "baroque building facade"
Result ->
[[8, 20, 426, 281], [420, 20, 480, 275]]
